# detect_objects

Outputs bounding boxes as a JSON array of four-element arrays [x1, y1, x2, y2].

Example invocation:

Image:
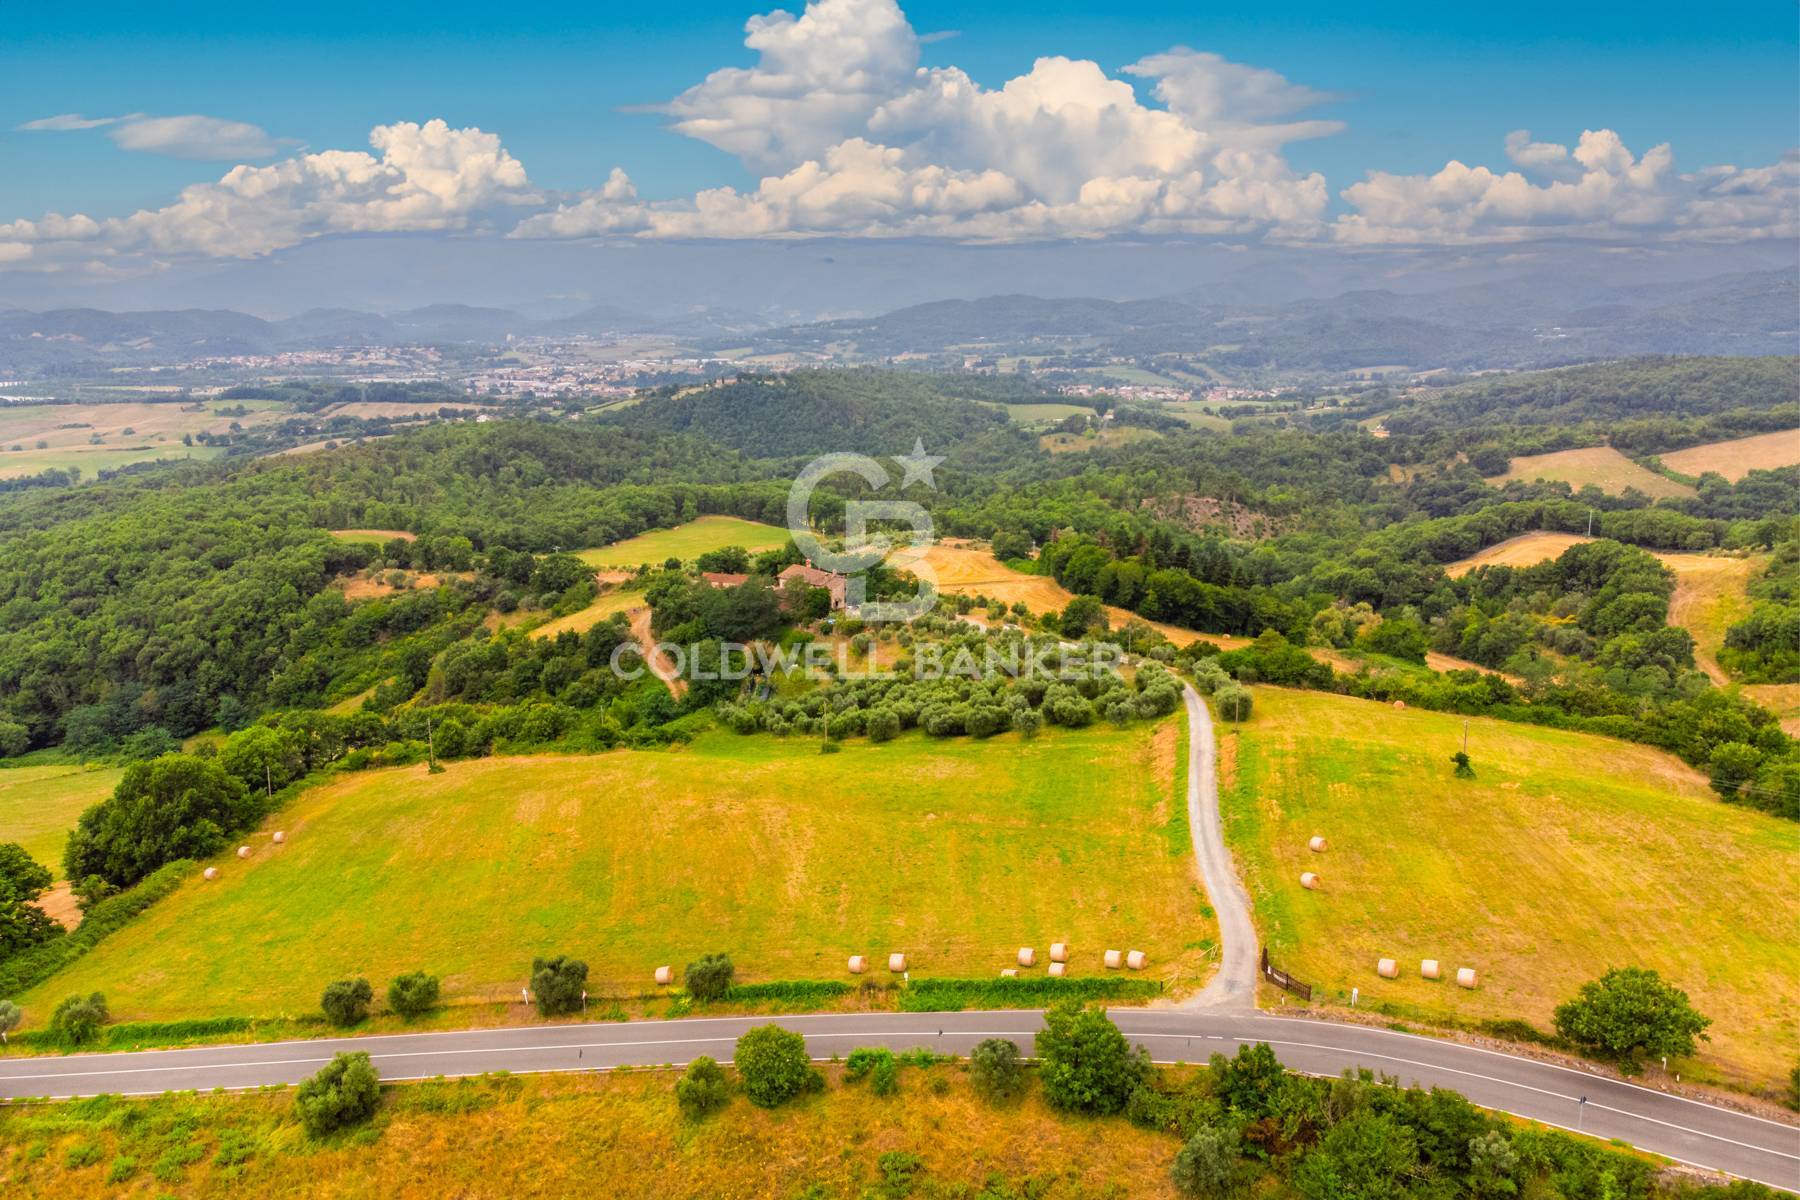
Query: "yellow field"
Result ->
[[1040, 426, 1163, 454], [907, 542, 1242, 649], [0, 401, 283, 479], [0, 1066, 1189, 1199], [1742, 683, 1800, 737], [528, 586, 645, 639], [1223, 687, 1800, 1089], [1659, 553, 1766, 684], [19, 721, 1210, 1023], [328, 528, 416, 544], [1660, 429, 1800, 481], [0, 763, 124, 873], [576, 515, 788, 568], [1487, 446, 1694, 499], [1443, 532, 1595, 577]]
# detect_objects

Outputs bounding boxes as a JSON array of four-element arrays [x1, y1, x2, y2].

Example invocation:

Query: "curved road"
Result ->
[[1, 689, 1793, 1188], [0, 1009, 1793, 1187]]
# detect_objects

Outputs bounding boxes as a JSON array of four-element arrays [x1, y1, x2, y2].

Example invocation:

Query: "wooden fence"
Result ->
[[1260, 947, 1313, 1001]]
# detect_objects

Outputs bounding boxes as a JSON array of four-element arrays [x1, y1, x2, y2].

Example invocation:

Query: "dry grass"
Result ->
[[1486, 446, 1694, 499], [19, 721, 1209, 1024], [907, 542, 1244, 649], [1741, 683, 1800, 737], [1039, 426, 1163, 454], [1660, 430, 1800, 481], [1224, 687, 1800, 1089], [1443, 532, 1596, 578], [0, 1066, 1187, 1199], [527, 587, 644, 640], [1659, 553, 1766, 684]]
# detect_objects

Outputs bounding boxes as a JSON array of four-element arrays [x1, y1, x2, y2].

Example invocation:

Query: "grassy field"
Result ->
[[0, 763, 124, 873], [528, 586, 645, 639], [1660, 429, 1800, 481], [327, 528, 416, 545], [1040, 426, 1163, 454], [1222, 687, 1800, 1088], [0, 1065, 1189, 1199], [979, 400, 1094, 427], [18, 720, 1211, 1024], [0, 401, 284, 480], [575, 515, 788, 568], [1486, 446, 1695, 499]]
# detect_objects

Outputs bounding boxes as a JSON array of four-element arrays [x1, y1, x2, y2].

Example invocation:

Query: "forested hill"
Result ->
[[604, 370, 1038, 461], [1383, 356, 1800, 435], [0, 423, 791, 746]]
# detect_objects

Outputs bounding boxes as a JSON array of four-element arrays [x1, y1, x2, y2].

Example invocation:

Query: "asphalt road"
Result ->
[[3, 690, 1793, 1189], [1, 1009, 1794, 1188]]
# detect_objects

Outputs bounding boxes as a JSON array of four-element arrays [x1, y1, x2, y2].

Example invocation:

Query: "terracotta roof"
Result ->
[[778, 562, 848, 607], [700, 572, 750, 588]]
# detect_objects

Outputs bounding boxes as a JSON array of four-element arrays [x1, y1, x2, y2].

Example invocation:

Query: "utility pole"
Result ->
[[425, 715, 436, 768], [265, 763, 273, 800], [1462, 719, 1469, 754], [1586, 509, 1594, 537]]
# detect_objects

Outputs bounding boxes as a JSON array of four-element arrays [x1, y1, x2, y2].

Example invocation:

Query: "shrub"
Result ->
[[685, 953, 735, 1001], [48, 992, 109, 1046], [675, 1055, 731, 1118], [0, 1000, 19, 1044], [295, 1051, 381, 1137], [321, 978, 373, 1027], [845, 1046, 900, 1095], [387, 971, 440, 1019], [1552, 967, 1711, 1071], [1034, 1000, 1149, 1114], [1172, 1123, 1241, 1197], [969, 1037, 1026, 1103], [63, 754, 256, 888], [530, 955, 589, 1017], [735, 1024, 819, 1108]]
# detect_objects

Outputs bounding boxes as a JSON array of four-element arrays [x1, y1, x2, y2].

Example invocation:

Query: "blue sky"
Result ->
[[8, 0, 1795, 217], [1, 0, 1794, 298]]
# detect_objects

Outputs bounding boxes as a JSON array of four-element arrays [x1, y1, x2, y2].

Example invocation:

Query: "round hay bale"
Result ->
[[1000, 968, 1018, 978], [888, 952, 907, 973], [236, 845, 250, 859], [847, 955, 866, 975], [1049, 942, 1069, 963], [1456, 967, 1478, 989], [1421, 959, 1441, 980], [272, 831, 286, 844], [1017, 947, 1036, 967], [1047, 962, 1066, 978], [1377, 958, 1399, 979], [1308, 836, 1327, 853], [1393, 700, 1406, 710], [1300, 871, 1320, 890], [203, 867, 219, 881], [654, 965, 673, 986], [1126, 950, 1147, 970], [1103, 949, 1123, 969]]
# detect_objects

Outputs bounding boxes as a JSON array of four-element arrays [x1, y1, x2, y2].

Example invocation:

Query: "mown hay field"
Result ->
[[1485, 446, 1694, 499], [18, 720, 1212, 1024], [1223, 687, 1799, 1089], [1659, 429, 1800, 482]]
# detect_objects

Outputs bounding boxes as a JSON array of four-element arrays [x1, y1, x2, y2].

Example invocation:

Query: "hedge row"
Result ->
[[0, 860, 194, 998]]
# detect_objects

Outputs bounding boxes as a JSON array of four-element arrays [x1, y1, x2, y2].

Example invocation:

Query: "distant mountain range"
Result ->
[[2, 268, 1793, 378], [734, 268, 1800, 372], [0, 303, 768, 373]]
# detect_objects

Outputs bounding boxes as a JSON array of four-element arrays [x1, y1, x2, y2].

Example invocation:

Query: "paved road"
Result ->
[[1180, 685, 1258, 1009], [1, 1009, 1793, 1188]]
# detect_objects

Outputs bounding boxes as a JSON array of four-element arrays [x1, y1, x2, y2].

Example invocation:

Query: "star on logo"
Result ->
[[894, 438, 944, 490]]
